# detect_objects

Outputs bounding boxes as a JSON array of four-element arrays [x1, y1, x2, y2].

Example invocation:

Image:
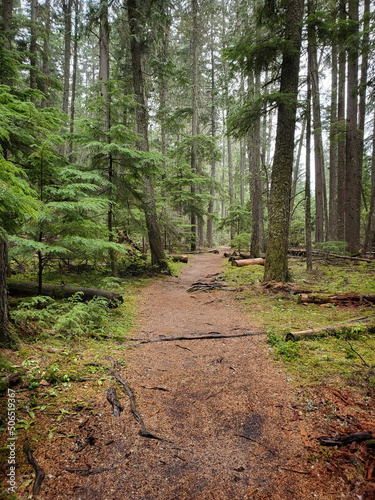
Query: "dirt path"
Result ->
[[42, 253, 336, 499]]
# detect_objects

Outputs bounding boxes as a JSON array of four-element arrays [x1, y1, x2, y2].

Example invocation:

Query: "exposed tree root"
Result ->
[[128, 331, 265, 343], [23, 443, 45, 496]]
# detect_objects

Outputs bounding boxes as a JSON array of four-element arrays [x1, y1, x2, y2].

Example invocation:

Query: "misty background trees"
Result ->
[[1, 0, 375, 343]]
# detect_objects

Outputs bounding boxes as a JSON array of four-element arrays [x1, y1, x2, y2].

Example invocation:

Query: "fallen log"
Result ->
[[232, 258, 265, 267], [8, 281, 123, 307], [318, 431, 372, 447], [128, 330, 265, 343], [285, 316, 374, 341], [23, 443, 45, 496], [297, 292, 375, 305], [106, 387, 124, 417], [170, 254, 188, 263]]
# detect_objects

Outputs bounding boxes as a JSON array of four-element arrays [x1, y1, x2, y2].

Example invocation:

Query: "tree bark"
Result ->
[[127, 0, 168, 270], [364, 110, 375, 254], [0, 232, 11, 347], [305, 58, 313, 271], [207, 25, 216, 248], [41, 0, 51, 106], [30, 0, 38, 91], [264, 0, 304, 282], [345, 0, 361, 254], [62, 0, 72, 115], [336, 4, 346, 242], [309, 20, 327, 243], [328, 42, 338, 241], [190, 0, 199, 251], [69, 0, 79, 157]]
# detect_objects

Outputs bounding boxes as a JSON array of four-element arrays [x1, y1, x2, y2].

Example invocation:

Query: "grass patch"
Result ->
[[223, 257, 375, 391]]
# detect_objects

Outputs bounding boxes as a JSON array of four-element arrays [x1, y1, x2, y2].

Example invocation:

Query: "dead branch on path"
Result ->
[[111, 371, 173, 443], [128, 330, 265, 343], [23, 443, 45, 496], [106, 387, 124, 417]]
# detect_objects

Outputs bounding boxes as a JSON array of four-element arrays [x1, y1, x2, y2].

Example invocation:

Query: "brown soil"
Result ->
[[10, 252, 375, 499]]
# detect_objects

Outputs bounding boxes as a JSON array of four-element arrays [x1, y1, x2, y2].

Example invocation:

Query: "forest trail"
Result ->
[[43, 252, 335, 499]]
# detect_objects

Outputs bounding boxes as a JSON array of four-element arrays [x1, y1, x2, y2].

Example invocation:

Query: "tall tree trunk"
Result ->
[[127, 0, 167, 269], [264, 0, 304, 282], [309, 19, 327, 243], [250, 73, 261, 258], [99, 0, 116, 275], [62, 0, 72, 115], [30, 0, 38, 91], [336, 4, 346, 241], [306, 40, 313, 270], [69, 0, 79, 157], [328, 42, 338, 240], [291, 119, 306, 213], [41, 0, 51, 106], [345, 0, 360, 254], [357, 0, 370, 218], [207, 30, 216, 248], [364, 110, 375, 254], [0, 232, 10, 347], [190, 0, 199, 251]]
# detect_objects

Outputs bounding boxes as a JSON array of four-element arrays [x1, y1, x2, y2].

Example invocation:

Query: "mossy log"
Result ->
[[170, 254, 188, 263], [297, 293, 375, 305], [285, 316, 374, 341], [7, 282, 123, 307], [231, 258, 265, 267]]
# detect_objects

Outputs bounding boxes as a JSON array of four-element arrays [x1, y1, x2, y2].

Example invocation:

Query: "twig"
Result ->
[[23, 443, 45, 496], [237, 434, 277, 456], [175, 344, 192, 351], [346, 340, 370, 367], [278, 466, 310, 475]]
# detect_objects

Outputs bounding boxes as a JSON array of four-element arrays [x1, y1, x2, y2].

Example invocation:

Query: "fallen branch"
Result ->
[[106, 387, 124, 417], [285, 316, 374, 341], [128, 330, 265, 343], [111, 371, 172, 443], [346, 340, 370, 367], [278, 466, 310, 475], [318, 431, 372, 447], [23, 443, 45, 496]]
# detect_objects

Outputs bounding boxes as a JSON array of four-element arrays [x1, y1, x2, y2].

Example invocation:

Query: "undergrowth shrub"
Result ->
[[268, 332, 301, 361], [11, 293, 110, 338]]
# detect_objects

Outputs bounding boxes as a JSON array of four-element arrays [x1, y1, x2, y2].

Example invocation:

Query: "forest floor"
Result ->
[[2, 250, 375, 499]]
